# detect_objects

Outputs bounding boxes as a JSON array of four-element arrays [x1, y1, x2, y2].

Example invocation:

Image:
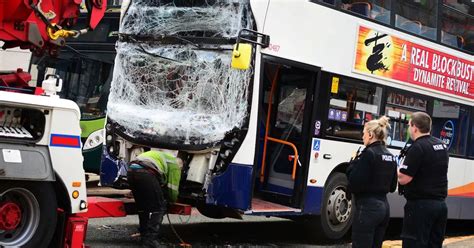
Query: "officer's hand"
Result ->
[[398, 183, 405, 196]]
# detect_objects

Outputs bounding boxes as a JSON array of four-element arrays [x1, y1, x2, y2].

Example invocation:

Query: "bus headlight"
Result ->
[[83, 129, 105, 151]]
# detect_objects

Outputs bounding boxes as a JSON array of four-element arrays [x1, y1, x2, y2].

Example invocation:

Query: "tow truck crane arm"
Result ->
[[0, 0, 106, 54], [0, 0, 106, 89]]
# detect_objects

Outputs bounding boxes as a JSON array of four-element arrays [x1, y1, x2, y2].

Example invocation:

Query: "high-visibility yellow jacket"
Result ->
[[135, 151, 182, 202]]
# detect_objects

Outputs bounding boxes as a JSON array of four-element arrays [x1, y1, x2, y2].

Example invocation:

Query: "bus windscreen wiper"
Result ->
[[118, 33, 235, 51]]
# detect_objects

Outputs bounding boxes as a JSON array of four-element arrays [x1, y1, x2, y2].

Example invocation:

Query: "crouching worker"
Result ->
[[346, 116, 397, 248], [127, 150, 183, 247]]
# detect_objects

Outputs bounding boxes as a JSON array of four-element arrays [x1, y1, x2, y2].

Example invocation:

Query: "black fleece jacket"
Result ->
[[347, 141, 398, 196]]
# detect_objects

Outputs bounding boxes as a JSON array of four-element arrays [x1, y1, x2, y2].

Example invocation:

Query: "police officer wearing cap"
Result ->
[[346, 116, 398, 248], [398, 112, 449, 248]]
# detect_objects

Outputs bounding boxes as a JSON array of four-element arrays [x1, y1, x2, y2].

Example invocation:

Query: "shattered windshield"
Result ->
[[107, 0, 254, 148]]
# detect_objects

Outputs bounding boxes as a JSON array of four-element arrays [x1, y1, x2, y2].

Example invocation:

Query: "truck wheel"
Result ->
[[0, 181, 57, 248], [306, 172, 352, 240]]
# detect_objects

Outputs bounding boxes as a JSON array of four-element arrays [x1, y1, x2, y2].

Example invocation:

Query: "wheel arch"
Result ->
[[324, 162, 350, 188], [313, 163, 353, 240], [49, 174, 72, 248], [52, 173, 72, 213]]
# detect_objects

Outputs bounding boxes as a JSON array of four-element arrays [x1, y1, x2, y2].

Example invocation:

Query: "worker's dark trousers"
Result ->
[[352, 195, 390, 248], [127, 168, 167, 241], [401, 199, 447, 248]]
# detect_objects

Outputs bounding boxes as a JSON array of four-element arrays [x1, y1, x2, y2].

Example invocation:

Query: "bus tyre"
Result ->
[[196, 203, 227, 219], [314, 172, 353, 240], [0, 181, 57, 248], [196, 203, 242, 219]]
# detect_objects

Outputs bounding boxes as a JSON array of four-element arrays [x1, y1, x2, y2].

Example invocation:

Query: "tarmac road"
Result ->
[[85, 177, 474, 247], [85, 212, 474, 247], [85, 213, 350, 247]]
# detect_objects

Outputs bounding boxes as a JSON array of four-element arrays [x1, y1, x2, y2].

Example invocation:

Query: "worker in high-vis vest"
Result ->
[[127, 150, 183, 248]]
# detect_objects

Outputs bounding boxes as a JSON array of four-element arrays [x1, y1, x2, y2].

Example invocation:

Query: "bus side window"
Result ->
[[431, 100, 470, 156], [325, 77, 382, 140], [340, 0, 392, 24], [441, 1, 473, 53], [394, 0, 438, 40], [384, 90, 427, 148]]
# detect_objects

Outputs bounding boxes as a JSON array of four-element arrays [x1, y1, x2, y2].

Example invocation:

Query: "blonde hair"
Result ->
[[364, 116, 391, 144]]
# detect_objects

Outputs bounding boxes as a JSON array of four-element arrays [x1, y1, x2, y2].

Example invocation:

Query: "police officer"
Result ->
[[347, 116, 397, 248], [127, 150, 183, 248], [398, 112, 449, 248]]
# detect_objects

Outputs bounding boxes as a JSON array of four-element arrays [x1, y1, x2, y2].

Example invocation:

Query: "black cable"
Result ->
[[166, 213, 190, 247], [64, 44, 87, 57], [170, 35, 201, 49], [120, 34, 182, 63], [63, 45, 114, 64], [136, 43, 182, 63]]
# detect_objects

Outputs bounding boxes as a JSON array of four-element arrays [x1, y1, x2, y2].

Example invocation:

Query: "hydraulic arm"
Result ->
[[0, 0, 106, 55]]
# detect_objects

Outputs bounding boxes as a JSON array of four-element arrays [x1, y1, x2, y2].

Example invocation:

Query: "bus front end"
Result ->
[[102, 0, 255, 208]]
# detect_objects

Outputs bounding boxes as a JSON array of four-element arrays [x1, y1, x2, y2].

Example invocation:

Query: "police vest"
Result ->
[[135, 151, 182, 202]]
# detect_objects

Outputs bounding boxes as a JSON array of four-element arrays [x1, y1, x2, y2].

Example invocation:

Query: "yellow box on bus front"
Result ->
[[231, 43, 252, 70]]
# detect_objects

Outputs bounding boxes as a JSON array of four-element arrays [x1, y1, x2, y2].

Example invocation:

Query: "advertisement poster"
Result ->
[[440, 120, 455, 150], [354, 26, 474, 100]]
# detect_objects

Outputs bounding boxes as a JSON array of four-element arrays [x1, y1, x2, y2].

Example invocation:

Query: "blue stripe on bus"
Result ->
[[206, 163, 253, 211], [303, 186, 324, 214]]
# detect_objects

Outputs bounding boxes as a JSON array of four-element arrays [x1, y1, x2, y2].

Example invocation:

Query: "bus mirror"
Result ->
[[231, 43, 252, 70], [231, 29, 270, 70]]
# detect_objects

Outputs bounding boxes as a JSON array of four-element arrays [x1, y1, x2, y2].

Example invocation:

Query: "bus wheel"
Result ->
[[319, 172, 353, 239], [196, 203, 242, 219], [196, 203, 227, 219], [0, 181, 57, 248]]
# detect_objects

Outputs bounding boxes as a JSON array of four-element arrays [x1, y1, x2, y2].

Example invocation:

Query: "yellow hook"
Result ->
[[47, 24, 77, 40]]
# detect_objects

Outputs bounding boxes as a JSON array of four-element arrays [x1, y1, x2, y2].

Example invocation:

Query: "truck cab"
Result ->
[[0, 87, 88, 247]]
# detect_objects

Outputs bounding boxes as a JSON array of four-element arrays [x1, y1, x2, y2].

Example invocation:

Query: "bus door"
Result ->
[[257, 57, 318, 208]]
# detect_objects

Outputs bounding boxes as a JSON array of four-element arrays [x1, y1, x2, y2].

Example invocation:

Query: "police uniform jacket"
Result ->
[[347, 141, 398, 197], [399, 135, 449, 200]]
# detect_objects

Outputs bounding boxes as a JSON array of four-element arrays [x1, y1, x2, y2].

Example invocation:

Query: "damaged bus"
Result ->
[[102, 0, 474, 240]]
